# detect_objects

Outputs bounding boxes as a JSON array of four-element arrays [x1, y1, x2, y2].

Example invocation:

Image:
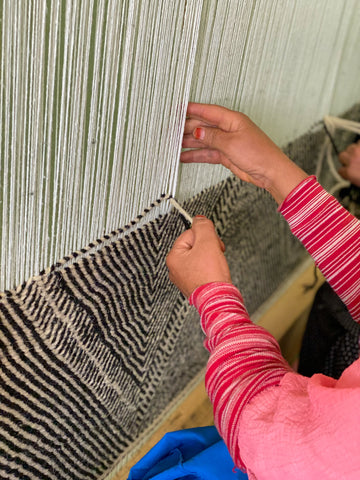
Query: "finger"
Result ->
[[180, 148, 222, 165], [181, 144, 254, 185], [219, 238, 226, 252], [186, 102, 240, 132], [192, 125, 229, 153], [338, 152, 350, 166], [183, 125, 224, 148], [170, 229, 194, 252], [191, 216, 220, 244], [182, 131, 226, 151], [341, 143, 360, 157], [182, 133, 208, 149], [348, 143, 358, 153], [191, 216, 225, 251], [338, 166, 349, 180], [183, 118, 214, 135]]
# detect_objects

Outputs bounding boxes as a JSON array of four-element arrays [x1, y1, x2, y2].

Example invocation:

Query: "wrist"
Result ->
[[189, 281, 240, 309], [264, 155, 308, 204]]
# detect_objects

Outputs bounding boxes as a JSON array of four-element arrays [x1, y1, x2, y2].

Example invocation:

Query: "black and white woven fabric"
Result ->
[[0, 180, 304, 480], [1, 105, 360, 479], [298, 281, 360, 379]]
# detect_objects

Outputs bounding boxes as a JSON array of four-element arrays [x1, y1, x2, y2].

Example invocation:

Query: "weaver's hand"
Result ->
[[166, 216, 232, 298], [339, 140, 360, 187], [181, 103, 308, 204]]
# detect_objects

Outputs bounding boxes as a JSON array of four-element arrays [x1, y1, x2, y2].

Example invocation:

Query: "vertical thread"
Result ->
[[1, 0, 360, 290]]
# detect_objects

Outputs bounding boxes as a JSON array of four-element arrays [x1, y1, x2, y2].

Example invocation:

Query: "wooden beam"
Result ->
[[254, 257, 324, 339]]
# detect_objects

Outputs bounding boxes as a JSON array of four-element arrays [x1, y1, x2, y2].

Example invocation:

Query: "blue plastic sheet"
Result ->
[[127, 426, 248, 479]]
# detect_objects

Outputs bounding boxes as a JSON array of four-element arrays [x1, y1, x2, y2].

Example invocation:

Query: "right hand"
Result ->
[[338, 140, 360, 187], [181, 103, 308, 204], [166, 216, 231, 298]]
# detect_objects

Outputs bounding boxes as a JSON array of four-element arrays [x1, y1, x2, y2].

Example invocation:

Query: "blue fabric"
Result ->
[[127, 426, 248, 480]]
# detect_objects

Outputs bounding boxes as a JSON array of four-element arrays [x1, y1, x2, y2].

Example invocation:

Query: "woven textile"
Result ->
[[0, 182, 297, 480], [1, 108, 360, 479], [298, 282, 360, 379]]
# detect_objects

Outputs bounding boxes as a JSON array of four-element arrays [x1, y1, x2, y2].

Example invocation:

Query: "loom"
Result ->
[[1, 1, 360, 479]]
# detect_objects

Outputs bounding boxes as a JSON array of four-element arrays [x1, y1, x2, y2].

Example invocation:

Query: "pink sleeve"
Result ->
[[189, 283, 292, 470], [279, 175, 360, 322], [239, 361, 360, 479], [190, 176, 360, 476]]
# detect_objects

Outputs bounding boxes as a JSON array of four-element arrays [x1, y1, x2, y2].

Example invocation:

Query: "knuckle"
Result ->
[[206, 127, 222, 145], [238, 112, 250, 122]]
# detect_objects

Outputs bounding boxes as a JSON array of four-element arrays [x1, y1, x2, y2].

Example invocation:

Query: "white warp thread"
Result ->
[[1, 0, 360, 290], [0, 0, 202, 290]]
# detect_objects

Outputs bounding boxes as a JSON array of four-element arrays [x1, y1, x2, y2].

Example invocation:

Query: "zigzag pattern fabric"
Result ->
[[0, 181, 229, 479], [1, 110, 360, 479], [0, 214, 186, 479]]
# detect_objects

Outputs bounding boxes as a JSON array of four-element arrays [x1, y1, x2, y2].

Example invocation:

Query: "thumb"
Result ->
[[191, 216, 219, 245]]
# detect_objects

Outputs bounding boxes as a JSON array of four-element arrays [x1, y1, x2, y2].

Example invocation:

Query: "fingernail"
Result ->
[[193, 127, 205, 140], [195, 215, 206, 218]]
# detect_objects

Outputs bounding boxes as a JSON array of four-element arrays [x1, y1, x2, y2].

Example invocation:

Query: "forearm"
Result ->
[[280, 176, 360, 322], [190, 282, 291, 469]]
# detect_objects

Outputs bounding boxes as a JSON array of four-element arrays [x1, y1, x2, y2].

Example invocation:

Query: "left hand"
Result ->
[[166, 216, 232, 298], [181, 103, 308, 205]]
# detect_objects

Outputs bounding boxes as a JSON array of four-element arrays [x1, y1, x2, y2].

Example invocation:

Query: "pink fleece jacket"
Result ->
[[189, 176, 360, 479]]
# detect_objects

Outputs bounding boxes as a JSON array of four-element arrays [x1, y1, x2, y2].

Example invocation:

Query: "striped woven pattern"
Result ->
[[0, 213, 183, 479], [0, 183, 232, 480], [0, 176, 304, 479]]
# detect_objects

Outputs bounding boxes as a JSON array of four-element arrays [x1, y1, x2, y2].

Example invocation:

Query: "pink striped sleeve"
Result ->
[[280, 175, 360, 322], [189, 176, 360, 471], [189, 283, 291, 470]]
